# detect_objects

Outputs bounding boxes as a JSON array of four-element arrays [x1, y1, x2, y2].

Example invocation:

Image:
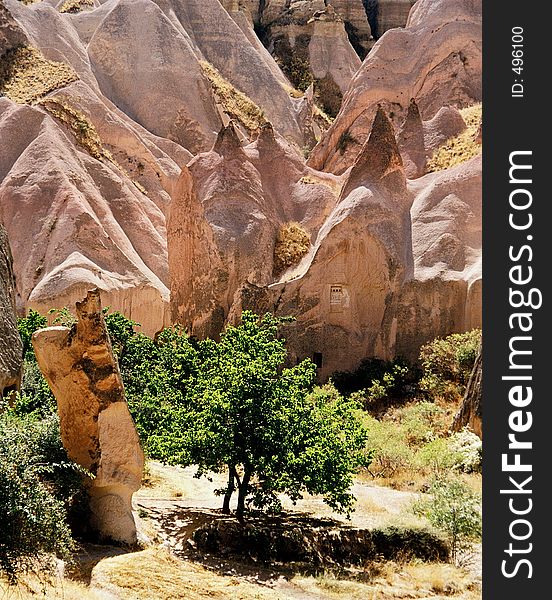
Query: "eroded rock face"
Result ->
[[32, 289, 144, 545], [0, 1, 28, 55], [396, 155, 482, 360], [309, 0, 482, 174], [169, 121, 340, 339], [268, 107, 413, 377], [0, 224, 23, 398], [0, 96, 171, 336], [452, 345, 482, 438]]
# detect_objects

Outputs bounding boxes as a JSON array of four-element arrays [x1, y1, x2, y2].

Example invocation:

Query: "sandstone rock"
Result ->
[[308, 0, 482, 173], [0, 1, 28, 56], [330, 0, 373, 56], [88, 0, 222, 154], [423, 105, 467, 157], [0, 223, 23, 398], [268, 108, 413, 377], [0, 97, 170, 335], [153, 0, 308, 146], [395, 155, 481, 360], [169, 121, 340, 339], [376, 0, 417, 38], [397, 98, 426, 179], [452, 345, 482, 438], [32, 289, 144, 545], [308, 15, 362, 95]]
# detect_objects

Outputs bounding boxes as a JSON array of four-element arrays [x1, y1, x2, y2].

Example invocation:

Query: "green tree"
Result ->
[[412, 476, 482, 563], [17, 309, 47, 359], [150, 312, 370, 521]]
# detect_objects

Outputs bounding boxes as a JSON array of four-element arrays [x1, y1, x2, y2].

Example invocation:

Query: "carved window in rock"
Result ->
[[330, 285, 343, 311]]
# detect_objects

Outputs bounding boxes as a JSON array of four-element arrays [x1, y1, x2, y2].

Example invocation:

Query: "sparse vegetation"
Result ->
[[39, 96, 147, 195], [337, 129, 357, 154], [273, 221, 311, 274], [0, 409, 83, 583], [427, 104, 482, 172], [314, 75, 343, 119], [412, 476, 482, 563], [200, 61, 266, 133], [419, 329, 482, 401], [39, 96, 113, 163], [0, 46, 78, 105], [59, 0, 94, 14]]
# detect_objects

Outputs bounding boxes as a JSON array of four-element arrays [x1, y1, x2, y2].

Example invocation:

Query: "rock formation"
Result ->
[[32, 289, 144, 544], [0, 224, 23, 398], [452, 345, 482, 438], [0, 0, 28, 55], [375, 0, 417, 39], [169, 120, 341, 340], [309, 0, 482, 173], [268, 107, 413, 377], [395, 155, 482, 360], [2, 0, 482, 379]]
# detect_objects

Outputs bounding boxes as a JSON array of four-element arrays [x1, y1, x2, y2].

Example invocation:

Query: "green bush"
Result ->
[[449, 429, 482, 473], [414, 438, 462, 474], [412, 476, 482, 562], [419, 330, 481, 401], [17, 309, 47, 360], [362, 415, 413, 477], [0, 410, 83, 583], [334, 358, 412, 403]]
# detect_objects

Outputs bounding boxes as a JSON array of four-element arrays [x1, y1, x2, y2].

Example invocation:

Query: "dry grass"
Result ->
[[200, 61, 266, 133], [139, 461, 192, 500], [292, 560, 480, 599], [93, 547, 281, 600], [273, 221, 311, 274], [427, 104, 482, 172], [39, 96, 113, 162], [39, 96, 147, 195], [59, 0, 94, 13], [0, 573, 104, 600], [0, 46, 78, 105]]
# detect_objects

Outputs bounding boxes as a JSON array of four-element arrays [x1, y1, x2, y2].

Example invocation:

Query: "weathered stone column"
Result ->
[[0, 224, 23, 398], [32, 289, 144, 544]]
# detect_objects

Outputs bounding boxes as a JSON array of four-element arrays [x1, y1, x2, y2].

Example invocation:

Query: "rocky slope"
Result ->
[[1, 0, 481, 376], [308, 0, 482, 174], [0, 222, 22, 397]]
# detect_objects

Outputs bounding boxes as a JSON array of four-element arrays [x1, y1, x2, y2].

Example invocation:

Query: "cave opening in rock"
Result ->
[[363, 0, 380, 40]]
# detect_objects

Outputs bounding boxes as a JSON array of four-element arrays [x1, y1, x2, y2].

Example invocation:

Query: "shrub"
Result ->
[[14, 359, 56, 417], [273, 222, 310, 275], [334, 359, 413, 412], [449, 429, 482, 473], [419, 330, 481, 401], [414, 438, 462, 474], [0, 411, 83, 583], [398, 402, 447, 445], [412, 476, 482, 562], [314, 75, 343, 118], [17, 309, 47, 360], [337, 130, 357, 154], [362, 415, 413, 477]]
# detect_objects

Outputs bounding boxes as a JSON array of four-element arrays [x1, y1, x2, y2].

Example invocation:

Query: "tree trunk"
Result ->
[[236, 469, 252, 522], [222, 466, 236, 514], [452, 343, 482, 438]]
